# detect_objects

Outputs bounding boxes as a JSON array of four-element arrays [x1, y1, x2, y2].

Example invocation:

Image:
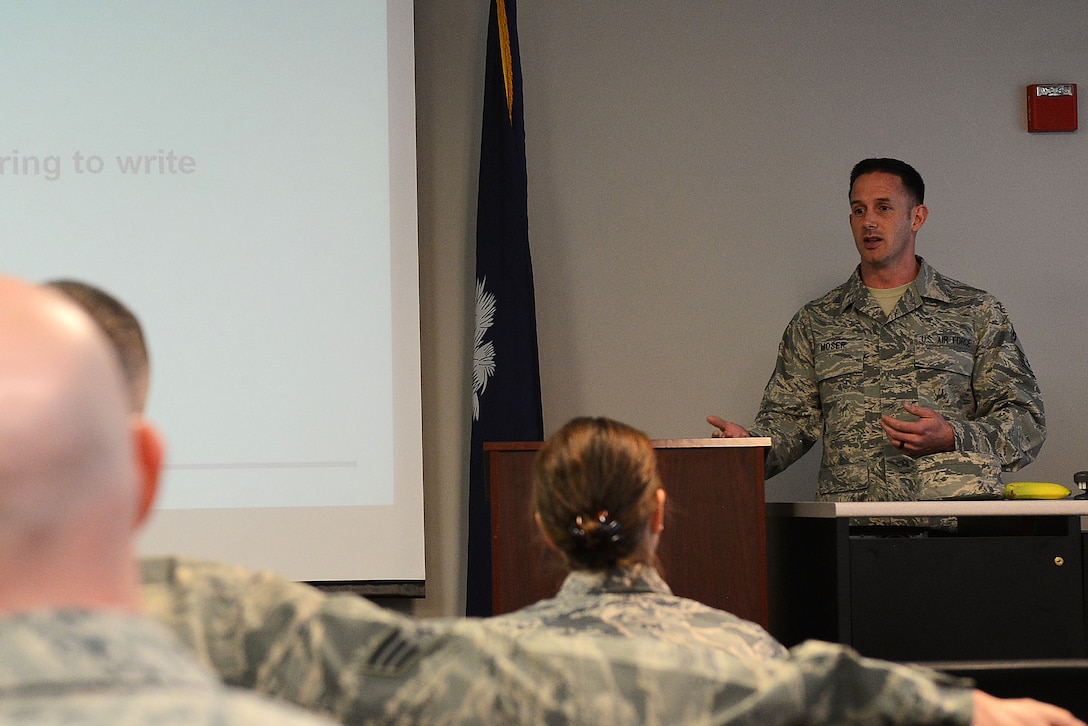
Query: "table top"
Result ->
[[766, 499, 1088, 518]]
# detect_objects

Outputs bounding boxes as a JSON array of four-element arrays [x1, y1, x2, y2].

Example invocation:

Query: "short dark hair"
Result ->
[[849, 158, 925, 205], [45, 279, 149, 411]]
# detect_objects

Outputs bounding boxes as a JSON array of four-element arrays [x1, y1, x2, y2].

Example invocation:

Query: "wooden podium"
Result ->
[[485, 438, 771, 627]]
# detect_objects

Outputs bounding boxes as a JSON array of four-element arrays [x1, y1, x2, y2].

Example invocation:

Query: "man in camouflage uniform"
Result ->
[[0, 277, 337, 726], [709, 158, 1045, 501]]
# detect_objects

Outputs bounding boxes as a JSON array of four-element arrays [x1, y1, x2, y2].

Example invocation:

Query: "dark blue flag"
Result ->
[[466, 0, 543, 617]]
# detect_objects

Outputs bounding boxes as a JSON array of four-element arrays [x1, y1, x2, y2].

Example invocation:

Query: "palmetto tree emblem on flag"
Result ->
[[473, 277, 497, 421]]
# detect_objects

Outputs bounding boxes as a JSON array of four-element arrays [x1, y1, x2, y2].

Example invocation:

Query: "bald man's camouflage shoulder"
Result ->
[[141, 556, 974, 725]]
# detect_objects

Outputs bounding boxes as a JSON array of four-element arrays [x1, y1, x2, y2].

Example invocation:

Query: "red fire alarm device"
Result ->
[[1027, 84, 1078, 132]]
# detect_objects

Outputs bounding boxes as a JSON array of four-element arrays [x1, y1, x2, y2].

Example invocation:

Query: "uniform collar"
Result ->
[[556, 563, 673, 599], [840, 256, 950, 315]]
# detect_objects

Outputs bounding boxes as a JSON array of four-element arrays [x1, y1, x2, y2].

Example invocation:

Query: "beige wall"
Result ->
[[409, 1, 1088, 617]]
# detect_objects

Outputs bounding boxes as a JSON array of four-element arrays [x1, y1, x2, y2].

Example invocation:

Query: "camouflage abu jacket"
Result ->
[[0, 610, 339, 726], [485, 563, 787, 660], [141, 555, 975, 726], [750, 257, 1045, 501]]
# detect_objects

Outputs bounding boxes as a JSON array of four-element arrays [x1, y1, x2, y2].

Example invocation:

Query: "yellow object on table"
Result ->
[[1004, 482, 1072, 500]]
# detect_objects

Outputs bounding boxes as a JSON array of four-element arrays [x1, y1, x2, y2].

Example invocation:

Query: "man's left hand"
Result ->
[[879, 403, 955, 455]]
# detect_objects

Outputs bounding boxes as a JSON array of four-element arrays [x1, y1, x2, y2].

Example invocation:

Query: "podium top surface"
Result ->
[[652, 437, 772, 448], [485, 437, 771, 452], [767, 499, 1088, 518]]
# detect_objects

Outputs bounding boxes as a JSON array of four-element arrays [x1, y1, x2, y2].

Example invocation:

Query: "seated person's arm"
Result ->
[[141, 555, 436, 719]]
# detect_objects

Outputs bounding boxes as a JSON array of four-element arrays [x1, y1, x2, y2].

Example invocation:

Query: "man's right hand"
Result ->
[[971, 689, 1085, 726], [707, 415, 751, 438]]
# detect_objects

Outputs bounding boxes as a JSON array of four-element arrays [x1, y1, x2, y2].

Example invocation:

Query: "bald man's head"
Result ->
[[0, 276, 162, 614]]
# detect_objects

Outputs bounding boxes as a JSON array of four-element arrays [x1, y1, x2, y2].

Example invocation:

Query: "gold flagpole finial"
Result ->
[[496, 0, 515, 124]]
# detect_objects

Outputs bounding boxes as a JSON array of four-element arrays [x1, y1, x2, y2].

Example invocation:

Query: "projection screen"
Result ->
[[2, 0, 425, 585]]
